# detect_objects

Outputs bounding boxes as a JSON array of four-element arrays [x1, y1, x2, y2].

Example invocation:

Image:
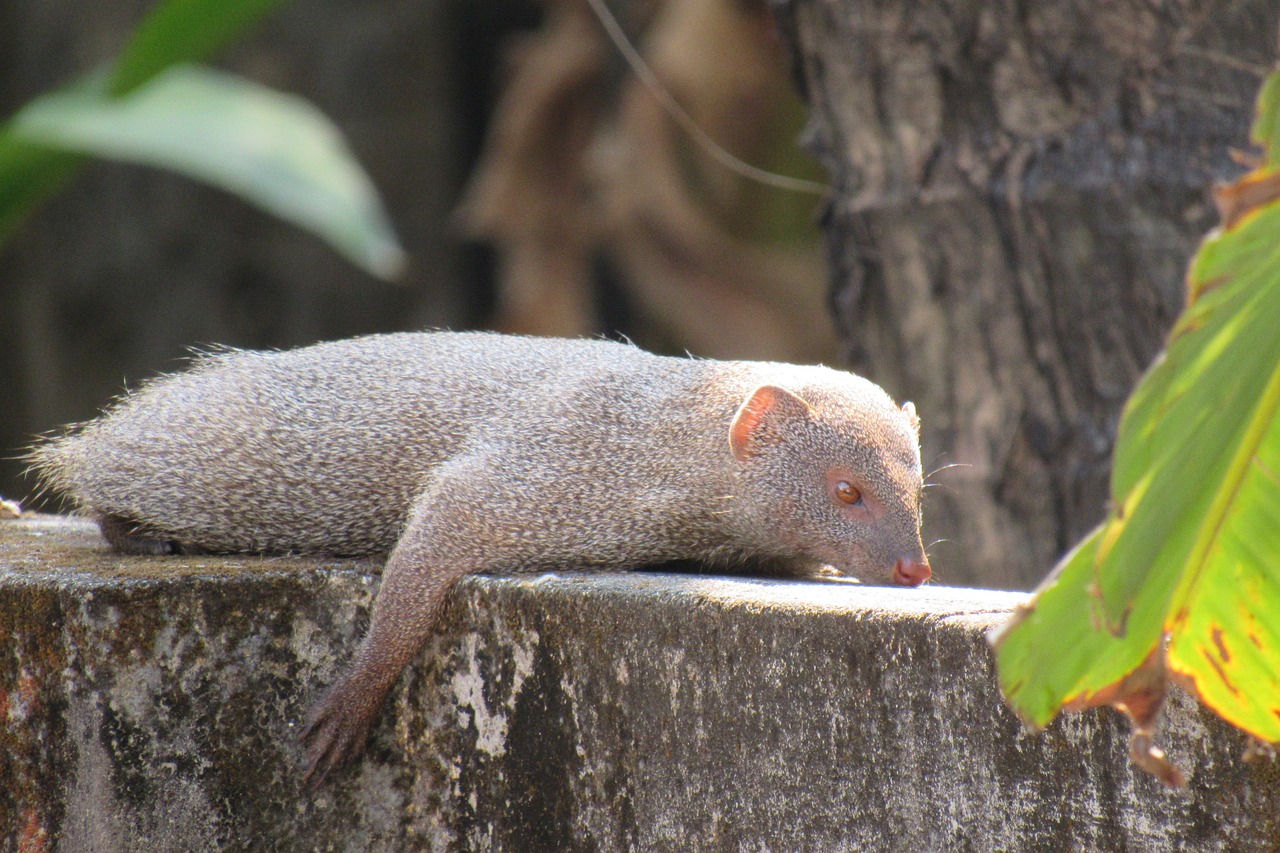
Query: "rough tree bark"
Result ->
[[773, 0, 1279, 589]]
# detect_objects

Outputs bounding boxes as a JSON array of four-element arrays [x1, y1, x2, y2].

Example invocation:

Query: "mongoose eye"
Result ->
[[834, 480, 864, 506]]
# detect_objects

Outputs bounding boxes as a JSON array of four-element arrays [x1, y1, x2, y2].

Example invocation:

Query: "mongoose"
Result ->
[[28, 331, 931, 784]]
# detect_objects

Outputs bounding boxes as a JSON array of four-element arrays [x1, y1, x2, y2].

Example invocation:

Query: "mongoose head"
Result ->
[[729, 382, 930, 586]]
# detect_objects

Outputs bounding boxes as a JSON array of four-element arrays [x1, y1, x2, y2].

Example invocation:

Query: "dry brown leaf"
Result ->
[[459, 0, 831, 361]]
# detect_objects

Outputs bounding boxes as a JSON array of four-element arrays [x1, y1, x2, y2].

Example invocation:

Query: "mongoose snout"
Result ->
[[893, 556, 932, 586], [27, 331, 931, 784]]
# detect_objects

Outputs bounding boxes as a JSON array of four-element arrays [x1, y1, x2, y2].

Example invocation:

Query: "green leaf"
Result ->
[[988, 530, 1118, 727], [1162, 202, 1280, 740], [0, 0, 401, 277], [7, 66, 405, 279], [110, 0, 286, 96], [1253, 71, 1280, 168], [0, 136, 82, 240], [993, 69, 1280, 745], [0, 0, 288, 239]]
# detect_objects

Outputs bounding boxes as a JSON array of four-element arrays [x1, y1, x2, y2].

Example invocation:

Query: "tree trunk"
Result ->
[[773, 0, 1279, 588]]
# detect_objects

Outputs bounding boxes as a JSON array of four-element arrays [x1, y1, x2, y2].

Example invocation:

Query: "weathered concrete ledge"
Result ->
[[2, 515, 1276, 851]]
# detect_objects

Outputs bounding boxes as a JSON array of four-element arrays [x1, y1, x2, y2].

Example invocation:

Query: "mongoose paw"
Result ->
[[299, 684, 375, 789]]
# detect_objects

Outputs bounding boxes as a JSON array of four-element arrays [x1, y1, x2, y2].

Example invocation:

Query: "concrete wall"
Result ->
[[2, 515, 1276, 851]]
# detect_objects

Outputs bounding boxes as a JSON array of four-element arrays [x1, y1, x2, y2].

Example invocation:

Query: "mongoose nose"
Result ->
[[891, 556, 931, 587]]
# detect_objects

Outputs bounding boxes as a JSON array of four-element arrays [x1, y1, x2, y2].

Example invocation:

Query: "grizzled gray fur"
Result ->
[[29, 331, 929, 783]]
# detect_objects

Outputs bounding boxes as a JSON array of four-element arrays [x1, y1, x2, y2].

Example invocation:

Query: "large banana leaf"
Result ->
[[991, 69, 1280, 776]]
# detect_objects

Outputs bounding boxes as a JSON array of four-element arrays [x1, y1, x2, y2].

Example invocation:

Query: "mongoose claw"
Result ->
[[299, 685, 374, 789]]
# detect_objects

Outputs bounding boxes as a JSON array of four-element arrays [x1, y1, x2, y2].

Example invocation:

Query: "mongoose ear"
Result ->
[[729, 385, 814, 462], [901, 401, 920, 435]]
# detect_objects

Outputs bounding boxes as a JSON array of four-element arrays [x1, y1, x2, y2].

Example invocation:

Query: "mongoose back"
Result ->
[[28, 331, 931, 784]]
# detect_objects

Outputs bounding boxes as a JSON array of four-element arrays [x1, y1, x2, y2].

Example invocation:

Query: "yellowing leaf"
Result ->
[[993, 68, 1280, 781]]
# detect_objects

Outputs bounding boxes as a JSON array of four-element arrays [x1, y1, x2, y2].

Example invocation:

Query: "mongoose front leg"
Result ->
[[300, 499, 473, 786]]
